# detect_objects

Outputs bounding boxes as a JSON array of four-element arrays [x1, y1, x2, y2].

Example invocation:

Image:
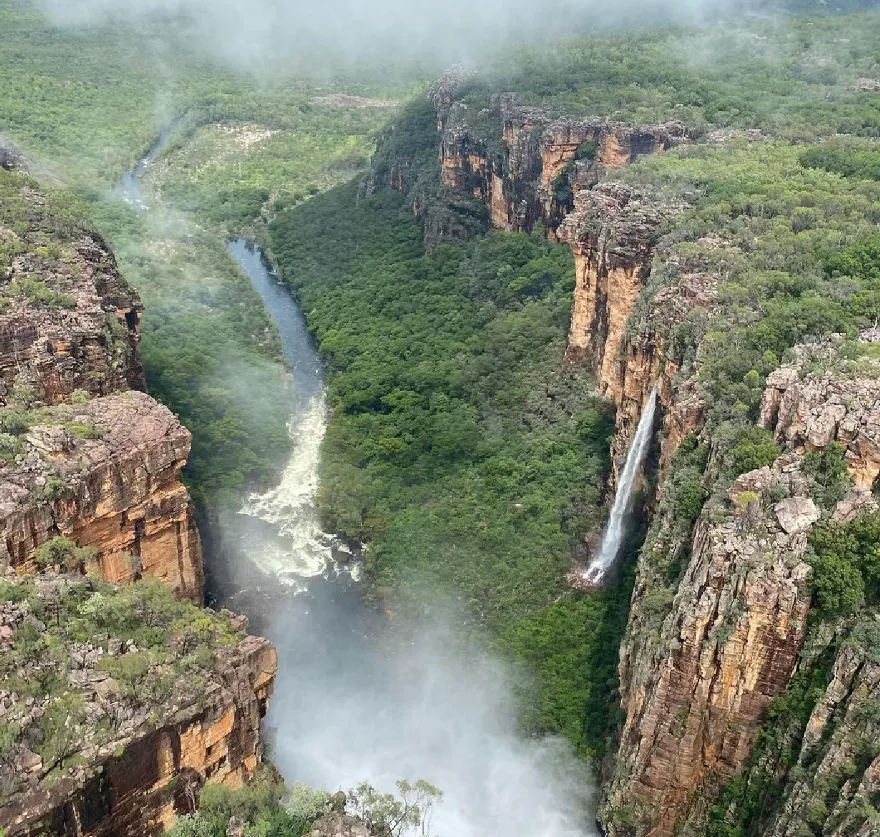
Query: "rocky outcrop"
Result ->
[[759, 337, 880, 493], [435, 88, 689, 236], [0, 391, 203, 601], [0, 575, 277, 837], [602, 458, 815, 837], [0, 175, 145, 405], [761, 639, 880, 837]]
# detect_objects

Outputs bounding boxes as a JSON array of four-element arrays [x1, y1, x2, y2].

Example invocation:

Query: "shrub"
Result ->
[[803, 442, 852, 510], [726, 427, 781, 479], [34, 536, 95, 573]]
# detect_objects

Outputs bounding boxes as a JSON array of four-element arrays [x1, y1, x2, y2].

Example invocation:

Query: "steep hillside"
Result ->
[[0, 167, 277, 835]]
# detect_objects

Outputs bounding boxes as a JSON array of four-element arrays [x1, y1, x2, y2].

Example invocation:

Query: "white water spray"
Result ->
[[583, 387, 657, 585], [239, 392, 341, 589]]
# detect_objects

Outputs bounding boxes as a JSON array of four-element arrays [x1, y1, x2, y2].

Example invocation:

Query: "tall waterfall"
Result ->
[[583, 387, 658, 585]]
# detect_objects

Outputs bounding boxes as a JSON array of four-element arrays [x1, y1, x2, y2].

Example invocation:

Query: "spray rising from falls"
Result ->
[[239, 392, 341, 587], [223, 242, 598, 837], [583, 387, 658, 585]]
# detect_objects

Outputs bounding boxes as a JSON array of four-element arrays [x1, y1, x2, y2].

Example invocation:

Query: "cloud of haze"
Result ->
[[37, 0, 754, 71], [258, 582, 598, 837]]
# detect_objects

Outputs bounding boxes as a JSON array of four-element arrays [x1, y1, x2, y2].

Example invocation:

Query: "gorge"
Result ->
[[2, 3, 880, 836]]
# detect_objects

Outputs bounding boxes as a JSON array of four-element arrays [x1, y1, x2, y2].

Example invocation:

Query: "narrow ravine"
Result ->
[[120, 129, 599, 837]]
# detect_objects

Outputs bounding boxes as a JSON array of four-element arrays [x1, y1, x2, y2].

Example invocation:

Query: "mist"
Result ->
[[37, 0, 763, 71], [203, 238, 597, 836], [225, 569, 598, 837]]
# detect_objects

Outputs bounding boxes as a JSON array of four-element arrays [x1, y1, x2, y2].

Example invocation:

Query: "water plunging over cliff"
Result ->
[[583, 388, 657, 585], [119, 129, 598, 837]]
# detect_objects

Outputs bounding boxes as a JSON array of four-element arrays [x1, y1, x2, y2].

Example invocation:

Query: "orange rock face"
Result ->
[[0, 635, 278, 837], [603, 462, 815, 837], [0, 391, 204, 601], [423, 80, 690, 240], [0, 230, 145, 406]]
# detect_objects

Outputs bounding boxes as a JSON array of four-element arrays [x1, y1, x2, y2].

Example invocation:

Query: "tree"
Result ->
[[346, 780, 442, 837]]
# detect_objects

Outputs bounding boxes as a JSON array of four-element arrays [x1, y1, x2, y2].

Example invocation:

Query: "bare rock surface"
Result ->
[[0, 390, 203, 600]]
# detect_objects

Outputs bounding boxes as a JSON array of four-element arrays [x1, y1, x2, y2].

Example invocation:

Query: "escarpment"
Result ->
[[430, 80, 689, 236], [0, 576, 278, 837], [0, 391, 203, 600], [380, 80, 698, 480], [0, 170, 201, 598], [603, 337, 880, 837], [0, 167, 277, 835], [603, 458, 815, 836]]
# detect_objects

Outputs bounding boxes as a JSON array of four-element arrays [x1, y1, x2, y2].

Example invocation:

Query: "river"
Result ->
[[119, 128, 597, 837]]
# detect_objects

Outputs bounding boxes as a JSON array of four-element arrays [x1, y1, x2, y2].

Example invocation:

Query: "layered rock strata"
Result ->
[[602, 459, 815, 836], [603, 337, 880, 836], [0, 391, 203, 601], [433, 84, 689, 236], [0, 594, 277, 837]]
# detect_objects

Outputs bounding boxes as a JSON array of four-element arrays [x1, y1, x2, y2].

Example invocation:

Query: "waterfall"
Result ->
[[582, 387, 658, 585]]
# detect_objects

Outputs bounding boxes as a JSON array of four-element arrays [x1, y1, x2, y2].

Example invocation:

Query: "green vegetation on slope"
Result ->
[[0, 574, 243, 802], [462, 13, 880, 137], [617, 140, 880, 444], [0, 0, 426, 506], [269, 183, 627, 756]]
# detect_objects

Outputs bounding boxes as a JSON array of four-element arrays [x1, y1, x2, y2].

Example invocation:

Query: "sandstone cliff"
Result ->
[[0, 575, 277, 837], [0, 390, 203, 601], [602, 458, 815, 836], [0, 175, 145, 405], [0, 169, 202, 599], [0, 167, 277, 837], [602, 337, 880, 837], [432, 82, 689, 237]]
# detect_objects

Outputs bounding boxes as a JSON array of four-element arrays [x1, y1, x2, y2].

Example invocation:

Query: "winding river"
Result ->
[[120, 128, 598, 837]]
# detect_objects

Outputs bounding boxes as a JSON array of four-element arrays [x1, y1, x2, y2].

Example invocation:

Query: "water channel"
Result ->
[[119, 128, 597, 837]]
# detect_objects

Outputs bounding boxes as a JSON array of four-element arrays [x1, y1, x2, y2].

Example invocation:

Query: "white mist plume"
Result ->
[[264, 599, 598, 837], [37, 0, 756, 70]]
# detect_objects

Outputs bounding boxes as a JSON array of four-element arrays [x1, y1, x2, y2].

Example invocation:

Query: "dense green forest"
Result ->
[[269, 185, 627, 754], [0, 0, 423, 505]]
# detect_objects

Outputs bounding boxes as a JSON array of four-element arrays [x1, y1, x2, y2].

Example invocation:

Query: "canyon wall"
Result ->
[[431, 79, 689, 237], [0, 614, 277, 837], [0, 172, 202, 599], [0, 168, 276, 835], [401, 79, 699, 476], [602, 338, 880, 837], [0, 229, 145, 406], [0, 391, 203, 601]]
